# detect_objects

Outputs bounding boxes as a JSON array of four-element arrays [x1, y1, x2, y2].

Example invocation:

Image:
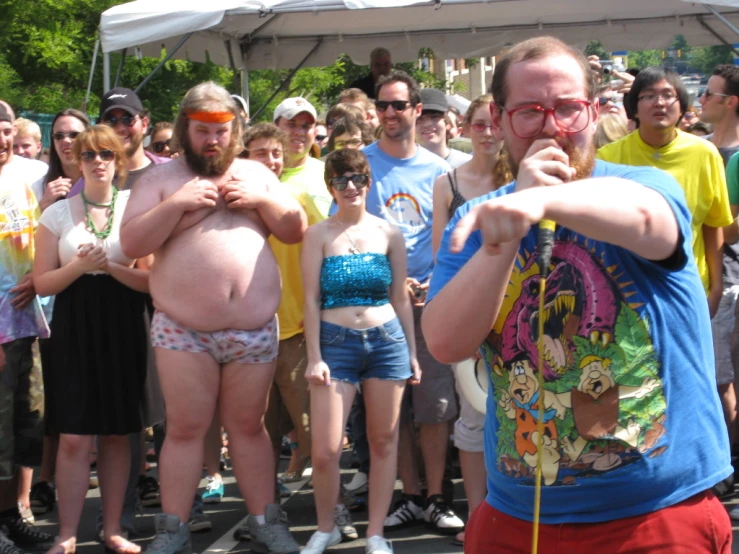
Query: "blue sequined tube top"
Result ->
[[320, 253, 392, 309]]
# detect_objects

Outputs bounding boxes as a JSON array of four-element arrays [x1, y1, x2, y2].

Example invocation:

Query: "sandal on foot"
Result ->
[[104, 537, 140, 554]]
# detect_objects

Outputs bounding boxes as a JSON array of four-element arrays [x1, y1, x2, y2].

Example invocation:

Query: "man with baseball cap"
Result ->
[[416, 89, 471, 169], [274, 97, 332, 217]]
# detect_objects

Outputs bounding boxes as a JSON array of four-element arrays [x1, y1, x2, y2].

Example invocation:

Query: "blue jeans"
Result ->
[[320, 318, 411, 384]]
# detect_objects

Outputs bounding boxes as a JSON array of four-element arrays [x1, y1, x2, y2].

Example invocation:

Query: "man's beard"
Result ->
[[182, 134, 237, 177], [505, 141, 596, 183], [125, 132, 144, 159]]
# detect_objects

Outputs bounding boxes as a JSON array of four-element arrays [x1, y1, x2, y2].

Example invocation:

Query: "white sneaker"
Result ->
[[300, 527, 341, 554], [383, 495, 424, 529], [423, 495, 465, 534], [344, 471, 368, 494], [366, 535, 393, 553]]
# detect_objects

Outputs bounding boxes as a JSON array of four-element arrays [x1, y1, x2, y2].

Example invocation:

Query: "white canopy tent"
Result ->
[[95, 0, 739, 104]]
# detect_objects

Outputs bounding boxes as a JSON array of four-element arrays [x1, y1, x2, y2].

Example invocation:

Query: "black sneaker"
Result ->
[[138, 475, 161, 507], [423, 495, 464, 535], [29, 482, 55, 516], [0, 531, 24, 554], [0, 513, 55, 550]]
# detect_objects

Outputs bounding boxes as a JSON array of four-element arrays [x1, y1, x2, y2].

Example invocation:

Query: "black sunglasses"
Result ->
[[152, 139, 171, 154], [52, 131, 80, 141], [330, 173, 370, 191], [102, 114, 138, 127], [375, 100, 414, 112], [315, 134, 327, 142], [80, 149, 115, 163]]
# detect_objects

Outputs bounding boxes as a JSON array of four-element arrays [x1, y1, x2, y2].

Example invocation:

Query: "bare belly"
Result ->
[[150, 209, 281, 331], [321, 304, 397, 329]]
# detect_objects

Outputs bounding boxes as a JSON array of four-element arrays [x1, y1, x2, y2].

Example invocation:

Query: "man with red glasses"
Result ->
[[423, 36, 732, 552], [356, 70, 464, 535]]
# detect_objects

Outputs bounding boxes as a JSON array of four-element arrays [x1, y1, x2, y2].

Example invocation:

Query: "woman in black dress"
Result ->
[[33, 125, 149, 554]]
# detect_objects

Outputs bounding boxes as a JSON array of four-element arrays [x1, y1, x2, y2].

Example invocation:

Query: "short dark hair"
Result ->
[[242, 122, 288, 158], [375, 70, 421, 105], [624, 66, 688, 125], [327, 117, 374, 151], [324, 148, 371, 190], [713, 64, 739, 116], [491, 36, 595, 108]]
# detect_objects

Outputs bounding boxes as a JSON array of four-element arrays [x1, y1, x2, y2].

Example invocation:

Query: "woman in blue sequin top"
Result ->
[[301, 149, 420, 554]]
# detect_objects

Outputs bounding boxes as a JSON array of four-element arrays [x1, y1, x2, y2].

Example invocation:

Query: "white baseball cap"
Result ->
[[273, 97, 317, 122]]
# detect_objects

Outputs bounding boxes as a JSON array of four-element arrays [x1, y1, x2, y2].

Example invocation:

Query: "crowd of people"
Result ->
[[0, 36, 736, 554]]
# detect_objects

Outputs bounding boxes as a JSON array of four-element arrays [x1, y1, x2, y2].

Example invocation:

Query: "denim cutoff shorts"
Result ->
[[320, 318, 411, 384]]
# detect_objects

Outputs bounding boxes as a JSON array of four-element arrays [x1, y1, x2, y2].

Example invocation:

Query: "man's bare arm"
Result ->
[[120, 170, 218, 259], [223, 163, 307, 244], [423, 177, 680, 363]]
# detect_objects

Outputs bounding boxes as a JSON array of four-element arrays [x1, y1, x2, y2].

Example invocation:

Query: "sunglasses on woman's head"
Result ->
[[330, 173, 370, 191], [80, 150, 115, 163]]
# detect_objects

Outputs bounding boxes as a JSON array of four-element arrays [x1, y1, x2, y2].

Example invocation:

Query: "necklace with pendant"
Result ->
[[337, 220, 361, 254]]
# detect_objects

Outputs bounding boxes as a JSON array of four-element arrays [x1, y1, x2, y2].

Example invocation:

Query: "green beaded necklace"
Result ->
[[81, 187, 118, 240]]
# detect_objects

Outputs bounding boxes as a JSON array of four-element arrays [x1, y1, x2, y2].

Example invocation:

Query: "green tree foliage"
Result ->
[[689, 45, 734, 74], [584, 40, 608, 60]]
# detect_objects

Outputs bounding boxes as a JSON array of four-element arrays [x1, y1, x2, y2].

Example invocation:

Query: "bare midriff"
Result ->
[[151, 202, 281, 332]]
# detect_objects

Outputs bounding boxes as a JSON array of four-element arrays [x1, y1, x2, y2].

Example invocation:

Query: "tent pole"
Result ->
[[114, 48, 128, 88], [134, 32, 194, 94], [698, 16, 739, 55], [103, 52, 111, 94], [705, 4, 739, 38], [241, 68, 250, 113], [249, 38, 323, 122], [84, 38, 100, 112]]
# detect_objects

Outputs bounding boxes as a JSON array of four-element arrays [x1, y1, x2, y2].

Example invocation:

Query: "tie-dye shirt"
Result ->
[[0, 158, 50, 344]]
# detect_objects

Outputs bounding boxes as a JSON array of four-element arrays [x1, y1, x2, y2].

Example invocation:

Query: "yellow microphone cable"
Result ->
[[531, 219, 555, 554]]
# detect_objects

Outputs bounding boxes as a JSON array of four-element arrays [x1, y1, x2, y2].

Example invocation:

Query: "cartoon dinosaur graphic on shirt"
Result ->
[[500, 242, 621, 380]]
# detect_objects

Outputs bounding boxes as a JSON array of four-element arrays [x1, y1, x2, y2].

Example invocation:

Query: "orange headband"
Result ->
[[185, 111, 235, 123]]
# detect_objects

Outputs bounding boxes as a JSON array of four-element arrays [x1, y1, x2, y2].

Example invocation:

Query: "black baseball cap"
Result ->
[[100, 87, 144, 118], [0, 104, 11, 124], [420, 88, 448, 114]]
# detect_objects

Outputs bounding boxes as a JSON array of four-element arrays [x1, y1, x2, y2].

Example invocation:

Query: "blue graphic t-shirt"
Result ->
[[362, 142, 450, 282], [428, 160, 731, 523]]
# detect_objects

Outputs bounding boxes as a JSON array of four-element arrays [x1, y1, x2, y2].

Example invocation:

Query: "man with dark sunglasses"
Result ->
[[354, 70, 464, 535]]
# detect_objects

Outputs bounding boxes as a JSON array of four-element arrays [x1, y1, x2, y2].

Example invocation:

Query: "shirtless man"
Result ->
[[120, 82, 306, 554]]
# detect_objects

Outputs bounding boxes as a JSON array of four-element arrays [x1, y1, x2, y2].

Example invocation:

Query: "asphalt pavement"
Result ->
[[28, 456, 739, 554], [30, 458, 466, 554]]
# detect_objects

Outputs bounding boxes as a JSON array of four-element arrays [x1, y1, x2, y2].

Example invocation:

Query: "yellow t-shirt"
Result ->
[[280, 156, 333, 218], [597, 130, 732, 291], [268, 184, 325, 341]]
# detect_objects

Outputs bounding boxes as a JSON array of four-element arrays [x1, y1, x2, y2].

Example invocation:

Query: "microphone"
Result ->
[[537, 220, 556, 278]]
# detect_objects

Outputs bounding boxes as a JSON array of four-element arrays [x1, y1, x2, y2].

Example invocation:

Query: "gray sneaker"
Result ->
[[145, 514, 191, 554], [333, 505, 358, 541], [188, 497, 212, 533], [246, 504, 299, 554]]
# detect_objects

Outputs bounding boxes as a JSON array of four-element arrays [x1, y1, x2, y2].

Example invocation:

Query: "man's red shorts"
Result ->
[[465, 490, 731, 554]]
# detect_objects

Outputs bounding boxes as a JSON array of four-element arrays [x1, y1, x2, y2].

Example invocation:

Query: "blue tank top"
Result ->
[[320, 253, 392, 309]]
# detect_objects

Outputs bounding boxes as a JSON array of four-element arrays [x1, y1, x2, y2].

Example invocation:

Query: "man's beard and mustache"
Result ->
[[504, 141, 596, 184], [182, 133, 237, 177], [125, 132, 144, 159]]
